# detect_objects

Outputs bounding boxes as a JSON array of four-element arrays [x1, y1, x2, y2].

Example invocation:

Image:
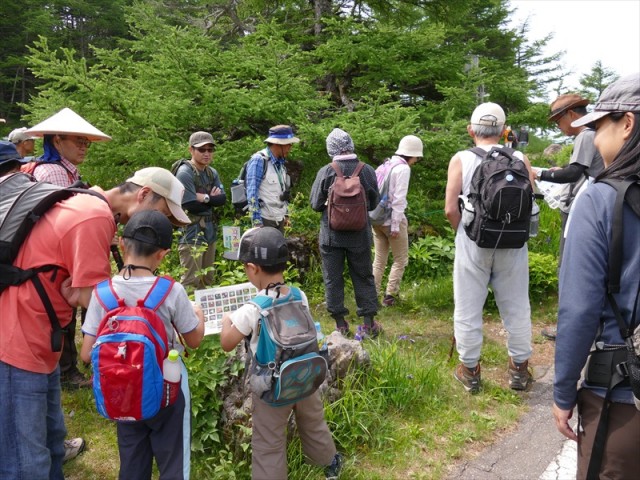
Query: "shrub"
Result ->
[[404, 234, 455, 281], [528, 251, 558, 299]]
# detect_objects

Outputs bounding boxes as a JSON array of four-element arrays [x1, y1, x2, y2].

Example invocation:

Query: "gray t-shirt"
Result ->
[[571, 128, 604, 178], [83, 275, 199, 353]]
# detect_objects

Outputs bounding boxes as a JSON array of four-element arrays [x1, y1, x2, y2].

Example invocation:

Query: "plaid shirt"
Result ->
[[32, 158, 80, 187]]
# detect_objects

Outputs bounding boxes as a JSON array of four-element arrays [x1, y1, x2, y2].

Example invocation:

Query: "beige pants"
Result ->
[[372, 219, 409, 296], [178, 242, 216, 289], [251, 391, 336, 480]]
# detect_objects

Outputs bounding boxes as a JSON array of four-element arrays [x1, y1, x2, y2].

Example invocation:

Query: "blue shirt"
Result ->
[[554, 181, 640, 409]]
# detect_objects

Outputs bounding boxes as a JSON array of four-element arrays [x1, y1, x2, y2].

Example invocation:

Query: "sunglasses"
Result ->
[[195, 147, 214, 153]]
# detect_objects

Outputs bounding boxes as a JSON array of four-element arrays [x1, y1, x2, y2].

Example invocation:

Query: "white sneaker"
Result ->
[[63, 437, 86, 463]]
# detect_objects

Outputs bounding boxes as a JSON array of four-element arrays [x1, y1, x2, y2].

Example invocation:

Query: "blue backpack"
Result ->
[[248, 287, 328, 406], [91, 277, 173, 421]]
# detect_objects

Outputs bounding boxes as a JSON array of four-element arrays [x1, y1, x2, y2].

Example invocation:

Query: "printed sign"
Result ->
[[222, 226, 242, 253], [195, 282, 258, 335]]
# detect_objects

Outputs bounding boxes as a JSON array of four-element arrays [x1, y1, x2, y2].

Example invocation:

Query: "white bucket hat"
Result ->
[[26, 107, 111, 141]]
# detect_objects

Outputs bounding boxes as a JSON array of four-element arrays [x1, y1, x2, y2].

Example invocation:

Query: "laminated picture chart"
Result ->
[[195, 282, 258, 335]]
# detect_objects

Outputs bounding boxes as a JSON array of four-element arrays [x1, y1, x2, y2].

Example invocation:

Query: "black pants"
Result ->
[[59, 308, 86, 373]]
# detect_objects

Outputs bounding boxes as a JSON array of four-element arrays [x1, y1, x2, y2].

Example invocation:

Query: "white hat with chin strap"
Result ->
[[395, 135, 423, 158]]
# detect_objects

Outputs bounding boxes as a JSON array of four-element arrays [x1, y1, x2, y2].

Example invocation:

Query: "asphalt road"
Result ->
[[446, 364, 577, 480]]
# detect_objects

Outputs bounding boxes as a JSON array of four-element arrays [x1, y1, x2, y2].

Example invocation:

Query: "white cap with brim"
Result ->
[[470, 102, 506, 127], [26, 107, 112, 141], [572, 72, 640, 128], [8, 127, 38, 144], [126, 167, 191, 226]]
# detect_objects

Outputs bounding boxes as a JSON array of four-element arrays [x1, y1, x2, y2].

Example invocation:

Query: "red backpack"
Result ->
[[91, 276, 174, 421], [327, 161, 368, 231]]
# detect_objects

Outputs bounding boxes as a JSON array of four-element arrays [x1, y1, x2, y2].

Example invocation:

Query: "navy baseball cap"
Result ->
[[122, 210, 174, 249]]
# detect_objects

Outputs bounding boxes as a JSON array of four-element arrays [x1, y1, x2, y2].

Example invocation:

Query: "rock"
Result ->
[[220, 331, 370, 425], [543, 143, 563, 157]]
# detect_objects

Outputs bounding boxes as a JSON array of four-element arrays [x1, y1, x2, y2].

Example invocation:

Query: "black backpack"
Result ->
[[230, 152, 268, 212], [0, 172, 107, 352], [463, 147, 533, 249]]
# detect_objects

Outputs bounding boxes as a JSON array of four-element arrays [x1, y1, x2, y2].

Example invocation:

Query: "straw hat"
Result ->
[[26, 107, 111, 141]]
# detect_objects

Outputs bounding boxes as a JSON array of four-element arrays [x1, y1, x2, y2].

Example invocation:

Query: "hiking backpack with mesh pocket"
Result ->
[[248, 286, 328, 407], [327, 161, 368, 231], [0, 172, 105, 352], [91, 276, 174, 421], [463, 147, 533, 249], [230, 152, 268, 212]]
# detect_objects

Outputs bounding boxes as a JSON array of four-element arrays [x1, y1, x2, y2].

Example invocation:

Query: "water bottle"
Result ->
[[459, 195, 475, 228], [162, 349, 181, 407], [314, 322, 328, 355], [529, 201, 540, 238]]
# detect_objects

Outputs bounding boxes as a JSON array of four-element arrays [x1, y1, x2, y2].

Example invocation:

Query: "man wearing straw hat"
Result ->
[[24, 107, 111, 186], [24, 108, 113, 393]]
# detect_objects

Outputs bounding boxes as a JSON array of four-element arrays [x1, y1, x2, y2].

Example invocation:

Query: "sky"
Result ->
[[509, 0, 640, 94]]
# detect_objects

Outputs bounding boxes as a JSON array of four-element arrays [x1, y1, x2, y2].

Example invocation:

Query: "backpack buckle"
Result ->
[[107, 317, 119, 331]]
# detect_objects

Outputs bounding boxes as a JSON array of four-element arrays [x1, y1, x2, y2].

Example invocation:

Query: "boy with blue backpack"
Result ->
[[80, 210, 204, 480], [220, 226, 343, 480]]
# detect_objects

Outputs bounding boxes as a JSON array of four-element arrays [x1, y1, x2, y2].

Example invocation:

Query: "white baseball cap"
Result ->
[[126, 167, 190, 226], [8, 127, 38, 144], [470, 102, 506, 127]]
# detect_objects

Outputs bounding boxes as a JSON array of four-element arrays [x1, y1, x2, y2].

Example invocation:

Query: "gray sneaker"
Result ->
[[509, 358, 532, 391], [325, 453, 344, 479], [63, 437, 86, 463], [454, 363, 481, 394]]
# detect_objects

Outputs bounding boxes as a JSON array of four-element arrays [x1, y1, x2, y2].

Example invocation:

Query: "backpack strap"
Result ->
[[330, 162, 344, 178], [142, 276, 175, 311], [330, 161, 365, 178], [95, 279, 123, 311], [470, 146, 517, 160], [600, 178, 638, 294]]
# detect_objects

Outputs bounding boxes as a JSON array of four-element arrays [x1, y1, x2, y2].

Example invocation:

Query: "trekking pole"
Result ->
[[110, 245, 124, 271]]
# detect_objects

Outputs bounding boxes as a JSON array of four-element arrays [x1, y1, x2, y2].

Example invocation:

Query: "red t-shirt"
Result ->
[[0, 188, 115, 373]]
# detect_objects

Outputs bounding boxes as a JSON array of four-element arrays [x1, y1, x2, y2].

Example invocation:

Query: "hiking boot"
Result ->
[[63, 437, 86, 463], [382, 294, 396, 307], [454, 363, 481, 394], [61, 368, 91, 390], [335, 319, 350, 337], [355, 321, 382, 341], [509, 358, 532, 391], [541, 326, 557, 341], [325, 452, 344, 479]]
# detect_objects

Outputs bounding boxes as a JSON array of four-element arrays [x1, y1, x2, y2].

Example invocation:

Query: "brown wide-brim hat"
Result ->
[[548, 94, 590, 122], [26, 107, 111, 141]]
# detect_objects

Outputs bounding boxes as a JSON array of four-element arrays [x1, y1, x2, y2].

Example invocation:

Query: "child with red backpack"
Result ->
[[81, 210, 204, 479]]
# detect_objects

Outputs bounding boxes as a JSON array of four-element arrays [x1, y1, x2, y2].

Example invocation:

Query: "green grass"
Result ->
[[63, 278, 557, 480]]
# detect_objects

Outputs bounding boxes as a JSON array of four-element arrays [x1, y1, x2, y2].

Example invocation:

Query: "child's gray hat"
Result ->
[[225, 226, 289, 266], [572, 72, 640, 127]]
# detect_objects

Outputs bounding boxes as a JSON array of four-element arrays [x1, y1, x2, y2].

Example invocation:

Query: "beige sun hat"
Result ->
[[26, 107, 111, 141]]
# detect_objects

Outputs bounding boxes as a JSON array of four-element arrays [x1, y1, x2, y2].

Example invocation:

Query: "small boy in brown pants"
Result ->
[[220, 227, 343, 480]]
